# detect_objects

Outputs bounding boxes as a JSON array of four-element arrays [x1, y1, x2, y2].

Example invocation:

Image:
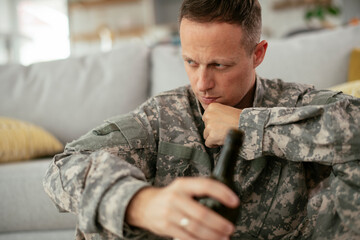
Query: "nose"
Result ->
[[197, 67, 214, 92]]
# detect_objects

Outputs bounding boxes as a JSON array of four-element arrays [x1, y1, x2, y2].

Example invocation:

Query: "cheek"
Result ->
[[218, 70, 244, 89], [184, 66, 194, 82], [218, 70, 251, 98], [188, 74, 197, 89], [185, 68, 199, 93]]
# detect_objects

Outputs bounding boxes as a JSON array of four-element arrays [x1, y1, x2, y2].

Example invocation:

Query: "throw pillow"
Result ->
[[0, 117, 64, 163], [348, 48, 360, 82], [329, 80, 360, 98]]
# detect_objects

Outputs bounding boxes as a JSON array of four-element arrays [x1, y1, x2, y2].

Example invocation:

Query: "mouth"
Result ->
[[200, 96, 219, 105]]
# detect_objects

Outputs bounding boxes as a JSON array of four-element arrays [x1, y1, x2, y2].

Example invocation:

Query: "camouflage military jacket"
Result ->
[[43, 77, 360, 240]]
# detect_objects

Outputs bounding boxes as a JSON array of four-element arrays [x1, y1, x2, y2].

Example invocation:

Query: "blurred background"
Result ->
[[0, 0, 359, 66]]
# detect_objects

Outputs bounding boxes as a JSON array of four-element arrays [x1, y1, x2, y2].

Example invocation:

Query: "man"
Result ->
[[44, 0, 360, 239]]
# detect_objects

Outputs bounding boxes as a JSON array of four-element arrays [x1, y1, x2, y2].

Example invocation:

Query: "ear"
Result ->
[[253, 40, 268, 68]]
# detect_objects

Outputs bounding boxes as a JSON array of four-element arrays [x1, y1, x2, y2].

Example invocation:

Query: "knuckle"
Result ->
[[161, 205, 172, 219], [173, 177, 186, 186], [187, 219, 200, 233], [202, 115, 208, 122], [205, 138, 215, 148], [203, 127, 209, 134], [160, 219, 171, 230], [171, 178, 182, 188], [207, 104, 214, 110], [205, 132, 213, 142], [165, 191, 178, 203], [201, 179, 214, 189], [196, 207, 210, 220], [205, 139, 211, 148]]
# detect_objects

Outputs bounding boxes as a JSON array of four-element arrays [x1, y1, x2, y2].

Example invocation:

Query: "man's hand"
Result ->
[[202, 103, 242, 148], [125, 177, 239, 240]]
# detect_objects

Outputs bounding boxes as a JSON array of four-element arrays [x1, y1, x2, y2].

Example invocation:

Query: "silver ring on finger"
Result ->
[[179, 217, 189, 228]]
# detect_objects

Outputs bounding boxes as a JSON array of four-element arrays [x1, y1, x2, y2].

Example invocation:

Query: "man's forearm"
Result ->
[[239, 97, 360, 164], [43, 150, 149, 237]]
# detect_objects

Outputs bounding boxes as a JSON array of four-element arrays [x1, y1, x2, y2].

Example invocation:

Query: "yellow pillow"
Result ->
[[348, 48, 360, 82], [329, 79, 360, 98], [0, 117, 64, 163]]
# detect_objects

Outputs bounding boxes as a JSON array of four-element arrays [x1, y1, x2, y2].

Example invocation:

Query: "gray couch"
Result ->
[[0, 25, 359, 240]]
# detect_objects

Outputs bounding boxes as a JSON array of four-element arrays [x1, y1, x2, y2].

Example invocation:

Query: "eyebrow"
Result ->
[[182, 55, 237, 65], [182, 55, 192, 61]]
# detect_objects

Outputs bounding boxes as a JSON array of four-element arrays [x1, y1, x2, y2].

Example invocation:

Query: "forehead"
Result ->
[[180, 18, 243, 41], [180, 18, 246, 60]]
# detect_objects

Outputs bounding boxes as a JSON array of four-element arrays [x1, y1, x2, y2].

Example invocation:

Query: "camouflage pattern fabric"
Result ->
[[43, 76, 360, 239]]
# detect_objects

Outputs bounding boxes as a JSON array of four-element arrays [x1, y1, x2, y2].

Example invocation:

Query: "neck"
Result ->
[[234, 76, 256, 109]]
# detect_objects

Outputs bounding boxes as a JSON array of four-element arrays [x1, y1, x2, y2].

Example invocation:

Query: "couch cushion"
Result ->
[[0, 117, 63, 163], [0, 41, 150, 144], [348, 48, 360, 82], [329, 79, 360, 98], [0, 229, 75, 240], [0, 159, 77, 233], [151, 44, 189, 96], [257, 25, 360, 89]]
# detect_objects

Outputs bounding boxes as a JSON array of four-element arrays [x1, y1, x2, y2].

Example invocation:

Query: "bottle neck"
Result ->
[[212, 129, 244, 182], [212, 143, 237, 181]]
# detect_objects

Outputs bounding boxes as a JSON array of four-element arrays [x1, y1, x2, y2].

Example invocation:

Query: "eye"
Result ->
[[213, 63, 226, 69], [186, 59, 197, 67]]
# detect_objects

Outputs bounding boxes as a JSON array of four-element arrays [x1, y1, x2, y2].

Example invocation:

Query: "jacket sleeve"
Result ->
[[43, 100, 159, 239], [239, 91, 360, 165], [239, 90, 360, 239]]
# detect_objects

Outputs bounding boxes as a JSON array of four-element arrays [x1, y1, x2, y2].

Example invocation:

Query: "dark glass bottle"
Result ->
[[198, 129, 244, 224]]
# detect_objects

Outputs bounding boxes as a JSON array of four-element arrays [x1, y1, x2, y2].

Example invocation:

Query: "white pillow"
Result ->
[[257, 25, 360, 89], [151, 44, 189, 96], [0, 41, 150, 144]]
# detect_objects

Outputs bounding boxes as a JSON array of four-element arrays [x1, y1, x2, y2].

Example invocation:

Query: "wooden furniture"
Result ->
[[67, 0, 155, 49]]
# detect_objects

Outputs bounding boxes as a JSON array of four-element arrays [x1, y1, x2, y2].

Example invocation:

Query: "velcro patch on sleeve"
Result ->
[[108, 115, 149, 149]]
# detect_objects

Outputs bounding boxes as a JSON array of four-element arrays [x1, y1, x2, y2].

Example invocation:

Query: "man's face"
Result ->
[[180, 18, 258, 110]]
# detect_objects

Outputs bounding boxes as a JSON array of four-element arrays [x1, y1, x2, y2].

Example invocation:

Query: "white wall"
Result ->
[[0, 0, 12, 32], [259, 0, 344, 39], [342, 0, 360, 23], [154, 0, 182, 25], [0, 0, 20, 64], [0, 0, 9, 63]]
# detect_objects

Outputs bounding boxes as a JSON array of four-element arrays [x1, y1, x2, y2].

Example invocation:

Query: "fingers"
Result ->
[[160, 212, 199, 240], [174, 215, 232, 240], [126, 177, 239, 240], [172, 177, 239, 208], [168, 178, 238, 240], [174, 197, 235, 239], [202, 103, 242, 148], [203, 126, 222, 148], [165, 208, 226, 240]]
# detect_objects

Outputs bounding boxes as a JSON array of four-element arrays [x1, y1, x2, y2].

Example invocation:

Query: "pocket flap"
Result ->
[[108, 115, 149, 149]]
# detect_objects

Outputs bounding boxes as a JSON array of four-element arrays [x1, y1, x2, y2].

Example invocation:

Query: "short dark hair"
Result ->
[[179, 0, 262, 54]]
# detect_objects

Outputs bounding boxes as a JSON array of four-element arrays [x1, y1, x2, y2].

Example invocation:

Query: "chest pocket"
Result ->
[[154, 141, 212, 187]]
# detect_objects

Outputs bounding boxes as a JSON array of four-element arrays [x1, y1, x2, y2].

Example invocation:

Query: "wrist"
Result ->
[[125, 187, 159, 228]]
